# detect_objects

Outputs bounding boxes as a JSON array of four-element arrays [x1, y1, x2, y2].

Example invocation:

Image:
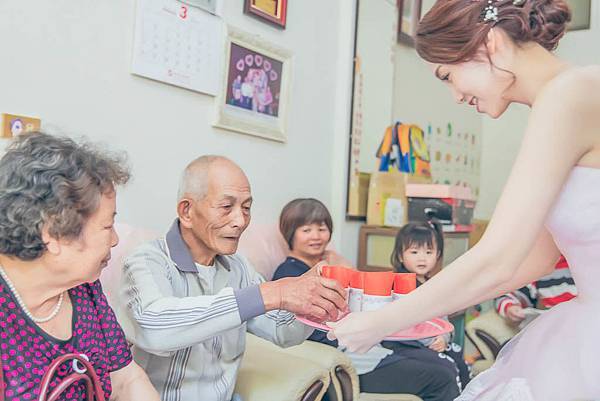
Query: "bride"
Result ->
[[330, 1, 600, 400]]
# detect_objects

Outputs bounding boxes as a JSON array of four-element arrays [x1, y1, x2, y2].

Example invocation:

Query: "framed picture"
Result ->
[[1, 113, 41, 138], [566, 0, 591, 31], [397, 0, 422, 46], [213, 27, 292, 142], [244, 0, 287, 29]]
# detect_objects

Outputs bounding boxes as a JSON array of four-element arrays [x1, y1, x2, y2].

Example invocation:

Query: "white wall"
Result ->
[[477, 1, 600, 219], [392, 45, 483, 153], [355, 0, 397, 173], [3, 1, 596, 265], [327, 1, 361, 263], [0, 0, 358, 255], [393, 36, 483, 205]]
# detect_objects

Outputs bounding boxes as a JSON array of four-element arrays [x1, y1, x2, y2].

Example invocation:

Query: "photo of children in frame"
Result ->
[[225, 42, 283, 118]]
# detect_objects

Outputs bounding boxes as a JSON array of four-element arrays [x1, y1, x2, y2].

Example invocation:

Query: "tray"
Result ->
[[296, 316, 453, 341]]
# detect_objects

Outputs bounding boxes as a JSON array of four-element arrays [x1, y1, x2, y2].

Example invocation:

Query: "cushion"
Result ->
[[466, 310, 518, 362], [237, 223, 289, 280], [236, 334, 330, 401], [100, 223, 158, 308], [279, 340, 360, 401]]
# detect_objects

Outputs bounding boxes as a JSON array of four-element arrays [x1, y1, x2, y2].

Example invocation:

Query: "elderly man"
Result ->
[[117, 155, 346, 401]]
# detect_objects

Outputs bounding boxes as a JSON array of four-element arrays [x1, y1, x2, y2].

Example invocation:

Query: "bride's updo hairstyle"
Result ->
[[415, 0, 572, 64]]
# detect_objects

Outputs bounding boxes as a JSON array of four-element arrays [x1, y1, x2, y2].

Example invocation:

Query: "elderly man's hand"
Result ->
[[262, 268, 348, 322]]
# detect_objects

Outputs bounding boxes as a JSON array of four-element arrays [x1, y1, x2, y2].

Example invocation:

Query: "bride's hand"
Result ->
[[326, 311, 388, 353]]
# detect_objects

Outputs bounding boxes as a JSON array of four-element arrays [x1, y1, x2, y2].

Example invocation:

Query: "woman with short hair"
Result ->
[[0, 132, 159, 400]]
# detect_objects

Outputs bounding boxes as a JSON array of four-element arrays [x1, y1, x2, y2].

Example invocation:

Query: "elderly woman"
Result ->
[[0, 133, 159, 400], [272, 198, 461, 401]]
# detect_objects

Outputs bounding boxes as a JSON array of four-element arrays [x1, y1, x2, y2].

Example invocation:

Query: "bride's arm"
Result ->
[[332, 71, 596, 352], [377, 74, 593, 326], [473, 226, 560, 305]]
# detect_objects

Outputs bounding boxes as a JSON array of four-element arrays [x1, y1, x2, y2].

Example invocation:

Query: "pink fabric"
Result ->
[[457, 166, 600, 401], [237, 223, 289, 280], [237, 223, 354, 280], [0, 281, 132, 401], [99, 223, 158, 308]]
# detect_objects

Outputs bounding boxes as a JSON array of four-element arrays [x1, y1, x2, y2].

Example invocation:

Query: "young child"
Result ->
[[389, 221, 472, 391]]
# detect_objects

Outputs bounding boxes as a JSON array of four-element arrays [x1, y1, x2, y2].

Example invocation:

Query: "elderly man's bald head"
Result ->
[[177, 155, 249, 201], [177, 155, 252, 262]]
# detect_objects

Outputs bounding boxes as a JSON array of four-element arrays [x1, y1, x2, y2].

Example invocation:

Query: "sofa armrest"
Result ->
[[277, 339, 426, 401], [471, 359, 494, 376], [236, 334, 330, 401], [466, 310, 519, 362], [277, 338, 360, 401]]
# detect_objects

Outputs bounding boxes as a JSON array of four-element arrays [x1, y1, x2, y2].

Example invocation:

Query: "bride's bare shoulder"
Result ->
[[534, 65, 600, 111]]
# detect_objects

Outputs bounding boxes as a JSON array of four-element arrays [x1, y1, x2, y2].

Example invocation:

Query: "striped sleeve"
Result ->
[[495, 293, 520, 317], [120, 244, 247, 355], [536, 261, 577, 308], [494, 284, 535, 317]]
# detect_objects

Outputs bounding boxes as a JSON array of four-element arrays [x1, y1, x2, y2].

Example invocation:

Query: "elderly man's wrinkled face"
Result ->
[[190, 161, 252, 257]]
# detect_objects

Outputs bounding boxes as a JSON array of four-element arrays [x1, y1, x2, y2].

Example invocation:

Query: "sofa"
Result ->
[[465, 310, 519, 375], [101, 223, 332, 401], [235, 334, 331, 401], [101, 223, 422, 401]]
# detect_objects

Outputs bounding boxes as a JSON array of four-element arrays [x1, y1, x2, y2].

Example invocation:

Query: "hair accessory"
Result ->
[[513, 0, 526, 5], [482, 0, 499, 23]]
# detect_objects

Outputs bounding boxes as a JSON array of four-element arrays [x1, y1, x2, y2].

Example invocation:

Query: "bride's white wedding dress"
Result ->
[[457, 166, 600, 401]]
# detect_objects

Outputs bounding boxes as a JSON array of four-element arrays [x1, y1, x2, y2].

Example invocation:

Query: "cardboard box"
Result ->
[[469, 219, 489, 248], [348, 172, 371, 217], [405, 183, 476, 228], [405, 183, 473, 199], [366, 170, 408, 226]]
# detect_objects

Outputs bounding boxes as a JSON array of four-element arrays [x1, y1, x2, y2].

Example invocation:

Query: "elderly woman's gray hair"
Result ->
[[0, 132, 130, 260]]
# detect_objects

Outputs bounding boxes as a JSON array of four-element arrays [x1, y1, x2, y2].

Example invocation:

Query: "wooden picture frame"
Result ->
[[566, 0, 591, 31], [244, 0, 288, 29], [397, 0, 422, 46], [1, 113, 41, 138], [213, 27, 292, 142]]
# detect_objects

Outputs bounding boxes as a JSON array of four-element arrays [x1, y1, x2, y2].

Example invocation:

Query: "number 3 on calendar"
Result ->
[[178, 5, 188, 20]]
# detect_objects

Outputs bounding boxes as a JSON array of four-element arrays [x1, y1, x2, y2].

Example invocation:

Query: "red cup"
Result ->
[[363, 271, 394, 296], [349, 270, 365, 289], [393, 273, 417, 295], [321, 265, 351, 288]]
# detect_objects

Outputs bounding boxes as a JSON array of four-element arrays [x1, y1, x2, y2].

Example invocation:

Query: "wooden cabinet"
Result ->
[[357, 225, 469, 272]]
